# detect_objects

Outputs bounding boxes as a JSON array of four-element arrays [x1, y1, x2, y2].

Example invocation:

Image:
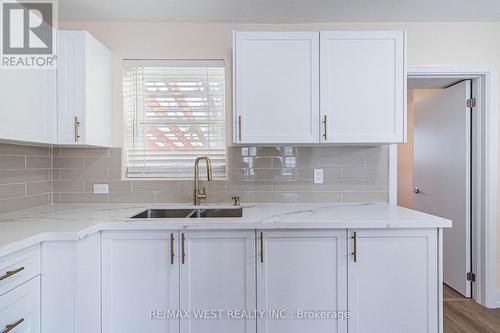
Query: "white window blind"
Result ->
[[123, 59, 226, 178]]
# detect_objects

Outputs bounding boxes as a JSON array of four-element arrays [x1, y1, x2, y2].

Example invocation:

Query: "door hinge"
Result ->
[[466, 272, 476, 282], [467, 98, 476, 108]]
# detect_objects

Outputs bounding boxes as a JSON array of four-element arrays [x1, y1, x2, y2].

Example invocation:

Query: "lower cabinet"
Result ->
[[102, 231, 180, 333], [101, 230, 256, 333], [180, 230, 256, 333], [347, 229, 438, 333], [257, 230, 348, 333], [0, 276, 41, 333], [99, 228, 439, 333]]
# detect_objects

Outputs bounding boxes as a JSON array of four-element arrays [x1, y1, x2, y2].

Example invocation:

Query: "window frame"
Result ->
[[122, 59, 227, 180]]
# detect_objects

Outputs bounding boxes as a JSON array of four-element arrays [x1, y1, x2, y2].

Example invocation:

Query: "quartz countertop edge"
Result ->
[[0, 203, 452, 257]]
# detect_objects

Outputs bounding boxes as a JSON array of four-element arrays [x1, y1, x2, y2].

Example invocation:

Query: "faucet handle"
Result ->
[[200, 187, 206, 196], [231, 196, 241, 206]]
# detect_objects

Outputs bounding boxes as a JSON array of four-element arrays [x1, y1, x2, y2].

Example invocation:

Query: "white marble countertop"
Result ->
[[0, 202, 451, 257]]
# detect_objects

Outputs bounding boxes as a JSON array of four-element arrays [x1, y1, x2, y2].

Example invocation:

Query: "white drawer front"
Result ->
[[0, 246, 41, 296], [0, 276, 40, 333]]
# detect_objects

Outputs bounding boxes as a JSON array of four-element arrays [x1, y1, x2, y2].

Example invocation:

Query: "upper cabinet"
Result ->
[[233, 30, 406, 144], [233, 32, 320, 143], [0, 68, 57, 144], [321, 31, 406, 143], [58, 31, 112, 146], [0, 30, 112, 146]]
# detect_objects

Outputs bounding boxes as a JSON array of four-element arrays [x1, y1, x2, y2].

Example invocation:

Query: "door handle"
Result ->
[[351, 232, 357, 262], [322, 115, 327, 141], [413, 187, 420, 194], [170, 233, 175, 265], [74, 116, 81, 142], [181, 233, 186, 264], [2, 319, 24, 333], [259, 232, 264, 264], [238, 115, 242, 142], [0, 267, 24, 281]]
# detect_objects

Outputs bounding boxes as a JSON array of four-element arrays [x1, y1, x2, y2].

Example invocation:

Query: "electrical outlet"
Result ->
[[93, 184, 109, 194], [313, 169, 324, 184]]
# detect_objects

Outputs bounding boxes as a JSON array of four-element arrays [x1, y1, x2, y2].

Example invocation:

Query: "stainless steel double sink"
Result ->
[[131, 207, 243, 219]]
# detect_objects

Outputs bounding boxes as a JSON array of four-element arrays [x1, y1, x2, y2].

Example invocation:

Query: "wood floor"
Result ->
[[444, 285, 500, 332]]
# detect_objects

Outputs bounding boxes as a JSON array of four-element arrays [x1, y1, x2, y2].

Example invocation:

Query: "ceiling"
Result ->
[[59, 0, 500, 23]]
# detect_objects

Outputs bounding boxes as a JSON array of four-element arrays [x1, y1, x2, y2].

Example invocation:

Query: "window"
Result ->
[[123, 60, 225, 178]]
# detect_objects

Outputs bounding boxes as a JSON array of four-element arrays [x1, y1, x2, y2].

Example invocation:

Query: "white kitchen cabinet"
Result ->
[[0, 69, 57, 144], [102, 231, 179, 333], [180, 230, 256, 333], [0, 276, 41, 333], [233, 31, 320, 144], [0, 245, 40, 296], [41, 242, 75, 333], [257, 230, 348, 333], [233, 30, 406, 144], [58, 31, 112, 146], [320, 31, 406, 143], [75, 232, 102, 333], [347, 229, 438, 333]]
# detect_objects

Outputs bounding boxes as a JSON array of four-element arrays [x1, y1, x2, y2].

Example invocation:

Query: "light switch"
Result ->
[[313, 169, 324, 184], [93, 184, 109, 194]]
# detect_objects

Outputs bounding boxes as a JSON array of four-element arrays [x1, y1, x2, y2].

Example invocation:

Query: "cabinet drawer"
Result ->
[[0, 276, 40, 333], [0, 246, 40, 296]]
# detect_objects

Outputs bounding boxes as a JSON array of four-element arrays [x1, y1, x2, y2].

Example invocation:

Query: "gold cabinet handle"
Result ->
[[181, 233, 186, 264], [74, 116, 81, 142], [170, 233, 175, 265], [351, 232, 357, 262], [238, 115, 242, 142], [260, 232, 264, 264], [2, 318, 24, 333], [322, 115, 327, 141], [0, 267, 24, 281]]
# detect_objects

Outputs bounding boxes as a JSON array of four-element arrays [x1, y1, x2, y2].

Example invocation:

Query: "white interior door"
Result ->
[[412, 80, 471, 297]]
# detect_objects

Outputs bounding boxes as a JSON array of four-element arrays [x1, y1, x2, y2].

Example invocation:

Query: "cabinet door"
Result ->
[[347, 229, 438, 333], [234, 32, 320, 143], [102, 231, 179, 333], [58, 31, 85, 145], [0, 276, 41, 333], [180, 230, 256, 333], [320, 31, 406, 143], [0, 69, 56, 144], [58, 31, 112, 146], [257, 230, 347, 333]]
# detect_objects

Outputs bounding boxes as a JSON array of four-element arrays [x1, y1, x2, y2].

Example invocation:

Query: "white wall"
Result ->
[[397, 92, 414, 209], [60, 21, 500, 289]]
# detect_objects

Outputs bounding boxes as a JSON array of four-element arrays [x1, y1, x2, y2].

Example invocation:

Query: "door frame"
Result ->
[[389, 65, 497, 308]]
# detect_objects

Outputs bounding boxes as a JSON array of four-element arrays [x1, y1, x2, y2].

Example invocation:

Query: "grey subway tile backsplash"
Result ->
[[0, 143, 389, 211], [27, 181, 51, 195], [26, 156, 51, 169], [0, 193, 50, 213], [0, 144, 49, 156], [49, 145, 389, 205], [0, 143, 52, 213], [108, 192, 156, 203], [53, 156, 84, 169], [0, 183, 26, 199], [0, 155, 26, 169]]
